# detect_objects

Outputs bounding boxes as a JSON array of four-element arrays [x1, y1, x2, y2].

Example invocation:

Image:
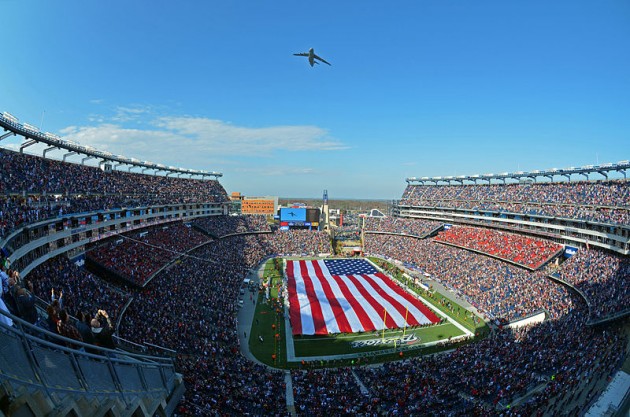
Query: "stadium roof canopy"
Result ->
[[0, 111, 222, 179], [406, 162, 630, 185]]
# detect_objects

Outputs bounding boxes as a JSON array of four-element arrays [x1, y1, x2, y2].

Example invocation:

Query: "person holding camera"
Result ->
[[91, 309, 116, 350]]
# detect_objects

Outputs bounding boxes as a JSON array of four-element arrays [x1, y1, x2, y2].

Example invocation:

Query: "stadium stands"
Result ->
[[400, 180, 630, 225], [26, 256, 131, 325], [363, 217, 442, 237], [292, 368, 372, 414], [364, 233, 576, 322], [0, 147, 228, 238], [0, 138, 627, 416], [192, 214, 270, 237], [554, 248, 630, 321], [117, 234, 308, 414], [86, 223, 211, 286], [434, 225, 563, 269]]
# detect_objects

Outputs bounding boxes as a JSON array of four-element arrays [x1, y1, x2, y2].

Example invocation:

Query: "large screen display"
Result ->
[[306, 208, 320, 223], [280, 208, 307, 222]]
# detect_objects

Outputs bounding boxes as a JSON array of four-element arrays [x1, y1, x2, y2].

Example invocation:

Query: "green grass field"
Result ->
[[294, 322, 463, 356], [248, 257, 488, 369]]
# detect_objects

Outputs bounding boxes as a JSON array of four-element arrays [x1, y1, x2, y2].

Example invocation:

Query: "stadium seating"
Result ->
[[192, 214, 270, 237], [0, 148, 228, 238], [554, 248, 630, 321], [86, 223, 211, 286], [400, 180, 630, 225], [363, 217, 442, 237], [364, 233, 575, 322], [1, 141, 627, 416], [434, 225, 563, 269]]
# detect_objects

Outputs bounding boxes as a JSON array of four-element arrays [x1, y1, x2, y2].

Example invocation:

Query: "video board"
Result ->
[[306, 208, 320, 223], [280, 208, 307, 222]]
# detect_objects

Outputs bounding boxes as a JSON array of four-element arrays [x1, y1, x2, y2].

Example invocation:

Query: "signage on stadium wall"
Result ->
[[505, 311, 546, 329], [564, 246, 578, 258], [350, 333, 419, 349], [444, 223, 452, 230]]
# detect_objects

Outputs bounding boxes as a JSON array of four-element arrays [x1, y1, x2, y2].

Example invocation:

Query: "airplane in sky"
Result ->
[[293, 48, 331, 67]]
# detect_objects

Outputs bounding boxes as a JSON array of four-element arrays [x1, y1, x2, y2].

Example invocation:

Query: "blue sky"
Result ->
[[1, 1, 629, 199]]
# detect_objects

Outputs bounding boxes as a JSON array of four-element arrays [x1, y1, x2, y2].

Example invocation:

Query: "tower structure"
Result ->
[[322, 189, 330, 230]]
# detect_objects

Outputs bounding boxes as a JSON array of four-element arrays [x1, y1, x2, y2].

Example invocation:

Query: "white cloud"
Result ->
[[154, 117, 347, 153], [111, 105, 153, 122], [57, 116, 346, 161]]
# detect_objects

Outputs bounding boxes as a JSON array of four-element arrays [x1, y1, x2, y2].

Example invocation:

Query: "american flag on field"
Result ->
[[286, 259, 440, 336]]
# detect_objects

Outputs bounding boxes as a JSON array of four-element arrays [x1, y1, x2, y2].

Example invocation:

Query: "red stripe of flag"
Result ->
[[375, 272, 440, 323], [311, 261, 353, 333], [299, 260, 327, 335], [286, 261, 302, 335], [347, 274, 397, 328], [360, 274, 420, 326], [329, 274, 376, 332]]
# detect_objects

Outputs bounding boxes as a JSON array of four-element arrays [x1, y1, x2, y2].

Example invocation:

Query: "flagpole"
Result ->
[[403, 305, 409, 338], [382, 309, 387, 342]]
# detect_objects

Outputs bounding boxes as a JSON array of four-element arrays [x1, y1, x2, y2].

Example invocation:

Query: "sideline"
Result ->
[[237, 263, 267, 365], [367, 259, 474, 338]]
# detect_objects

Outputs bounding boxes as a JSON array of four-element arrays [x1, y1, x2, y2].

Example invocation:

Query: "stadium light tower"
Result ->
[[322, 190, 330, 231]]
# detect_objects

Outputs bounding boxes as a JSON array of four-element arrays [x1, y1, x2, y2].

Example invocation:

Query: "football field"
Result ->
[[248, 257, 485, 368]]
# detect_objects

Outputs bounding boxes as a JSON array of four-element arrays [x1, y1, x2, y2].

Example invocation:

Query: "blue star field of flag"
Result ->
[[323, 259, 378, 275]]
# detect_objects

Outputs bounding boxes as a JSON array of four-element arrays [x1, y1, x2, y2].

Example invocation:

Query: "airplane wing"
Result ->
[[293, 53, 309, 57], [314, 54, 331, 65]]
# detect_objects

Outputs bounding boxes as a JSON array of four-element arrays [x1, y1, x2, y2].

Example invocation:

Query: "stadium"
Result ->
[[2, 3, 630, 417], [0, 109, 628, 416]]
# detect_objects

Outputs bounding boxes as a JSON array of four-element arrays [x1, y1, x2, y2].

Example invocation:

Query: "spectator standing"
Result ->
[[91, 309, 116, 350]]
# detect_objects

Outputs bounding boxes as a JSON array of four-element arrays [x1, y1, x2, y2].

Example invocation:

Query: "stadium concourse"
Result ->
[[0, 144, 629, 416]]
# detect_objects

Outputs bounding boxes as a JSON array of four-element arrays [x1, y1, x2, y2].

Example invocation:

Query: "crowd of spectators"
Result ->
[[192, 214, 270, 237], [86, 223, 211, 286], [26, 256, 131, 325], [555, 248, 630, 321], [266, 229, 331, 255], [364, 234, 575, 322], [2, 214, 626, 416], [400, 180, 630, 225], [192, 216, 330, 254], [0, 256, 123, 354], [292, 368, 374, 415], [118, 233, 288, 414], [363, 217, 443, 237], [354, 308, 625, 416], [0, 148, 228, 238], [3, 141, 627, 414], [434, 226, 563, 269], [287, 308, 625, 416]]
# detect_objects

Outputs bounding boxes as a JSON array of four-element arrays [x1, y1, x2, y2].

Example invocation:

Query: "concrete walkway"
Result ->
[[236, 261, 299, 416], [237, 265, 265, 364], [284, 371, 296, 416], [351, 369, 370, 396]]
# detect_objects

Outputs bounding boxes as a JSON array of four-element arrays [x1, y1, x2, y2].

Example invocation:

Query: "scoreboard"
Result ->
[[279, 208, 320, 229], [280, 208, 307, 222]]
